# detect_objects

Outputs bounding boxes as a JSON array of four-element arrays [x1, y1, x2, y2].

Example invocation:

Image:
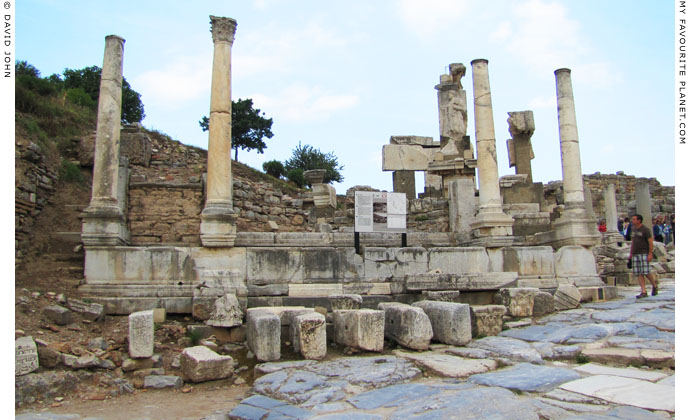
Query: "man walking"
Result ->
[[628, 214, 658, 298]]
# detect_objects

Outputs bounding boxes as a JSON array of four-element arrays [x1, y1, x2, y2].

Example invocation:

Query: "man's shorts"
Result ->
[[632, 254, 650, 275]]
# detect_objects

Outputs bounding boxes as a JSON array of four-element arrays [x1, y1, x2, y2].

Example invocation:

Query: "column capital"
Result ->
[[210, 16, 237, 44], [470, 58, 488, 66], [555, 68, 572, 75], [105, 34, 125, 45]]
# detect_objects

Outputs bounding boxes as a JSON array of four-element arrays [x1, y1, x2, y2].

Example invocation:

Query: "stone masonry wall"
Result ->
[[544, 172, 675, 223], [15, 139, 59, 263]]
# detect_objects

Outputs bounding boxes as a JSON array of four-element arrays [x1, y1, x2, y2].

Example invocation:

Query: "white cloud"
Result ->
[[251, 84, 359, 123], [133, 55, 211, 109], [234, 20, 350, 79], [397, 0, 470, 39]]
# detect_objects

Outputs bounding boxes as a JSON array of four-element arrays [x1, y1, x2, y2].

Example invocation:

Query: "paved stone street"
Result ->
[[16, 279, 675, 420]]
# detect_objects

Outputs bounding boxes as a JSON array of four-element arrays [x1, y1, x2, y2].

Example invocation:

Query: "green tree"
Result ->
[[262, 160, 285, 179], [284, 142, 344, 185], [199, 98, 274, 162], [62, 65, 145, 124], [15, 60, 41, 78]]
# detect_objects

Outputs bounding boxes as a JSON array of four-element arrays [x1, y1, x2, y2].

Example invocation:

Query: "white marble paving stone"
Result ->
[[559, 374, 674, 412], [573, 363, 668, 382], [657, 374, 675, 387]]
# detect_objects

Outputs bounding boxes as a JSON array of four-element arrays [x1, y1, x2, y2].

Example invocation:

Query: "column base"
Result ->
[[471, 211, 514, 238], [81, 204, 129, 247], [552, 212, 599, 248], [200, 207, 237, 247]]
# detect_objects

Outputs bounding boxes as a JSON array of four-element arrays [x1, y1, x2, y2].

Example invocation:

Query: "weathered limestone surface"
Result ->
[[382, 144, 435, 171], [329, 294, 363, 310], [128, 310, 154, 358], [470, 305, 506, 337], [393, 351, 496, 378], [448, 178, 476, 237], [81, 35, 128, 247], [392, 170, 416, 201], [180, 345, 234, 382], [470, 59, 513, 238], [532, 292, 555, 316], [312, 184, 337, 209], [554, 246, 602, 286], [495, 288, 538, 317], [413, 300, 472, 346], [635, 181, 653, 230], [378, 303, 433, 350], [506, 111, 536, 183], [16, 336, 39, 376], [205, 293, 243, 327], [201, 16, 238, 247], [291, 312, 327, 360], [390, 136, 435, 146], [553, 285, 581, 310], [246, 309, 281, 362], [332, 309, 384, 352], [43, 305, 72, 325]]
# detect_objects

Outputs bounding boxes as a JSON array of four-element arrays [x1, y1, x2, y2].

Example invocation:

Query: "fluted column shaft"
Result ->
[[555, 68, 586, 213]]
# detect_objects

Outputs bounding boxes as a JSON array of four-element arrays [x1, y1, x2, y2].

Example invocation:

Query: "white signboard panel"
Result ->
[[354, 191, 407, 233]]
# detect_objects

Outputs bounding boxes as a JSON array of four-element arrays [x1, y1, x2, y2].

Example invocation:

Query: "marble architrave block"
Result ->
[[129, 310, 155, 358], [382, 144, 434, 171], [378, 303, 433, 350]]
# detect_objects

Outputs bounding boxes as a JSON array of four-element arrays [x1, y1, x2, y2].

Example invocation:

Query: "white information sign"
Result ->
[[354, 191, 407, 233]]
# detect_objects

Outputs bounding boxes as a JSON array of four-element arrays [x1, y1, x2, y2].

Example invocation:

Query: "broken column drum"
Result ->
[[200, 16, 238, 247], [470, 59, 513, 237], [81, 35, 129, 246]]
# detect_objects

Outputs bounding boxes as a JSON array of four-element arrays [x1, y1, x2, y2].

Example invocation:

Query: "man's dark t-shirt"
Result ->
[[631, 225, 652, 255]]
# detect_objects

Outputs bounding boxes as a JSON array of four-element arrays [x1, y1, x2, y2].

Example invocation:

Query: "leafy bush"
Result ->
[[284, 142, 344, 185], [66, 87, 96, 108], [59, 159, 84, 183], [262, 160, 285, 179], [286, 168, 306, 188], [15, 60, 40, 78]]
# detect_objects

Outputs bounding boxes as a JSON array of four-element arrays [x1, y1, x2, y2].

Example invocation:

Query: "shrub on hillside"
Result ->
[[262, 160, 285, 179], [286, 168, 305, 188]]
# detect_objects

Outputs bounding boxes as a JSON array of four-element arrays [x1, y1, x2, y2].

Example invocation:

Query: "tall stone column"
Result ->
[[81, 35, 129, 246], [469, 59, 513, 240], [604, 184, 618, 232], [635, 181, 653, 230], [552, 68, 598, 247], [200, 16, 238, 247]]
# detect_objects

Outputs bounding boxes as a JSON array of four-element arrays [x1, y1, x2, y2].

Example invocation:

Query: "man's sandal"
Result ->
[[636, 292, 648, 299]]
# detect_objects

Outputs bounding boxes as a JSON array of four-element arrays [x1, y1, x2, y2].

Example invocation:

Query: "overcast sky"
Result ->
[[15, 0, 674, 194]]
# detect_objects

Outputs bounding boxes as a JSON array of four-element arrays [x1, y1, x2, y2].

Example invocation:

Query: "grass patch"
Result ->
[[575, 354, 589, 364], [59, 159, 84, 183]]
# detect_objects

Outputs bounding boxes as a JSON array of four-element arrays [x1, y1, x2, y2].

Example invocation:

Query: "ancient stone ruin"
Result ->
[[36, 16, 668, 364]]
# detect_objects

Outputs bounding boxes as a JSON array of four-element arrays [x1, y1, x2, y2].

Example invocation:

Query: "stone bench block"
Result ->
[[246, 309, 281, 362], [494, 288, 539, 317], [290, 312, 327, 360], [128, 310, 154, 359], [180, 346, 234, 383], [412, 300, 471, 346], [329, 294, 363, 310], [470, 305, 507, 337], [377, 303, 433, 350], [332, 309, 384, 352]]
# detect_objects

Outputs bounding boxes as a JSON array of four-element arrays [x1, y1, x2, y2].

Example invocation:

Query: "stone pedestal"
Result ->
[[470, 59, 513, 238], [448, 178, 476, 239], [201, 16, 238, 247], [635, 181, 653, 230], [553, 68, 597, 247], [81, 35, 129, 247]]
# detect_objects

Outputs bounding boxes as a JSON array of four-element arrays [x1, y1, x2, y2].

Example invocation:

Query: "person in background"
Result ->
[[597, 220, 607, 241], [623, 217, 632, 241], [662, 216, 672, 245], [617, 218, 625, 235], [628, 214, 658, 298], [672, 214, 675, 244], [652, 217, 664, 243]]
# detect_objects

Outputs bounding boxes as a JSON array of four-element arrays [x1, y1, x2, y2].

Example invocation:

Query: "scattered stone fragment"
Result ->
[[43, 305, 72, 325], [66, 298, 104, 321], [205, 293, 243, 328], [532, 292, 555, 316], [291, 312, 327, 360], [332, 309, 385, 352], [495, 288, 538, 317], [468, 362, 580, 392], [378, 303, 432, 350], [144, 375, 183, 389], [559, 374, 674, 412], [553, 284, 582, 310], [16, 336, 39, 376], [413, 300, 472, 346], [122, 357, 156, 372], [393, 350, 496, 378], [180, 346, 234, 383], [329, 294, 363, 310], [470, 305, 506, 337], [246, 309, 281, 362]]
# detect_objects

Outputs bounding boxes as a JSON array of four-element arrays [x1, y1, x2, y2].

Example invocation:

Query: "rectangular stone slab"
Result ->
[[559, 374, 674, 412], [382, 145, 434, 171], [405, 272, 517, 291], [573, 363, 668, 382]]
